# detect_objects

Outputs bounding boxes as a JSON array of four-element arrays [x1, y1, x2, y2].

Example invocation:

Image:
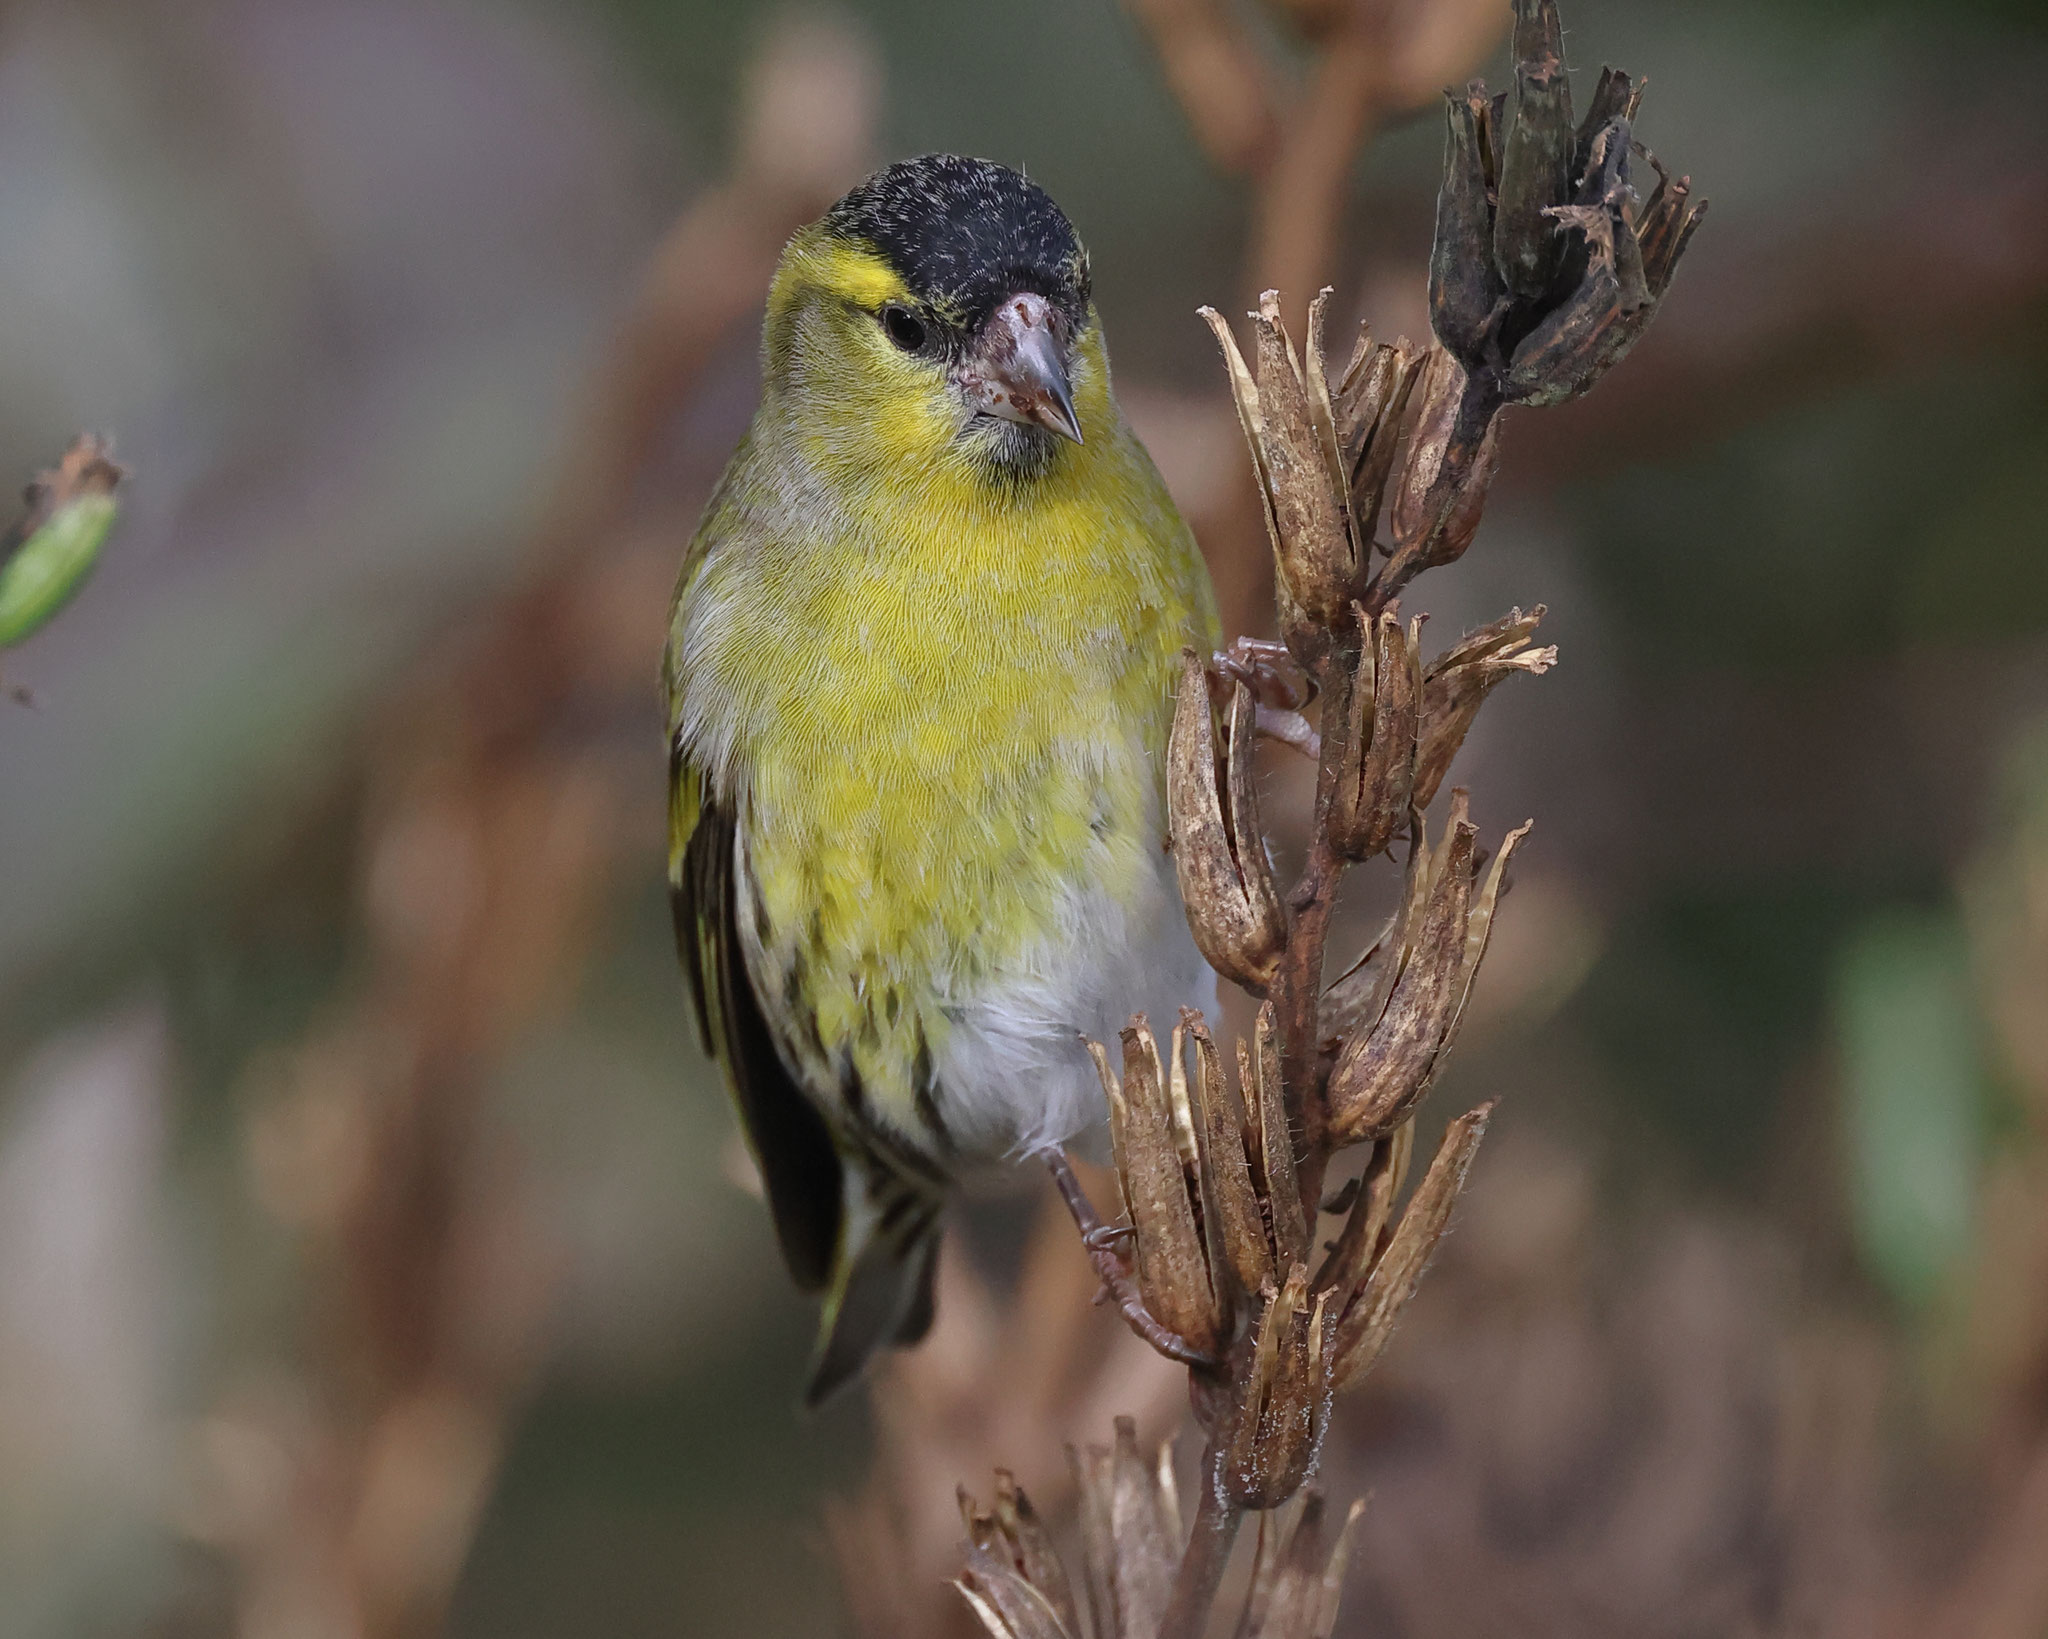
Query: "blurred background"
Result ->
[[3, 0, 2047, 1634]]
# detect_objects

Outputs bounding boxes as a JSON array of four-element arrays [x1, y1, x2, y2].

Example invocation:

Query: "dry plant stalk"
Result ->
[[181, 20, 879, 1639], [1121, 0, 1512, 324], [1119, 0, 1511, 635], [825, 1197, 1189, 1639], [957, 5, 1705, 1635]]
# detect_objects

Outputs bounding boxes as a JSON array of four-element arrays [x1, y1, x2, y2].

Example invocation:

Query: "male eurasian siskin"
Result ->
[[664, 155, 1218, 1402]]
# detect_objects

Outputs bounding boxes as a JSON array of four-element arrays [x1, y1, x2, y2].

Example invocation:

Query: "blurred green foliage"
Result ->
[[1576, 875, 1944, 1186], [1832, 910, 1986, 1309], [1582, 360, 2048, 671]]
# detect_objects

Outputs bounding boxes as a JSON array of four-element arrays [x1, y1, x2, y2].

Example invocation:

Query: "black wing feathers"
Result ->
[[675, 785, 842, 1294]]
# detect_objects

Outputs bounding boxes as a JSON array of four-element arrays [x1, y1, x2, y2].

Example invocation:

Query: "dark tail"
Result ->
[[805, 1163, 943, 1406]]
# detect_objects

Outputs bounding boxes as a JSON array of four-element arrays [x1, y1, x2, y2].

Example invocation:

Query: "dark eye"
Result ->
[[879, 303, 927, 352]]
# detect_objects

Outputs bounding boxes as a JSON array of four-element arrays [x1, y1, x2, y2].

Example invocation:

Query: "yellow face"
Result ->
[[761, 229, 1113, 489]]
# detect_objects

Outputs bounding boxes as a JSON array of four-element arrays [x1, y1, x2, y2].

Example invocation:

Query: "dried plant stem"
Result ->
[[1158, 1445, 1244, 1639], [1273, 627, 1363, 1210], [960, 10, 1708, 1637], [1249, 34, 1381, 330]]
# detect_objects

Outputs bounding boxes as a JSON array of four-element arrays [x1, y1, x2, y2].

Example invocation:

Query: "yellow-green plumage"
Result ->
[[665, 156, 1217, 1400]]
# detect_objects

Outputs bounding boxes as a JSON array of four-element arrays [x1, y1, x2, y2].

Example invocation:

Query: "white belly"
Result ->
[[929, 843, 1217, 1160]]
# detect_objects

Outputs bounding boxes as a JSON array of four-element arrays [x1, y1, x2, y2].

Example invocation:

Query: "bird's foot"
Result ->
[[1253, 704, 1320, 761], [1213, 635, 1313, 710], [1212, 637, 1320, 760], [1044, 1148, 1218, 1368]]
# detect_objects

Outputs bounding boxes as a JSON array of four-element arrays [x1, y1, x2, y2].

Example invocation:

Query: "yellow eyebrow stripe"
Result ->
[[772, 236, 912, 317]]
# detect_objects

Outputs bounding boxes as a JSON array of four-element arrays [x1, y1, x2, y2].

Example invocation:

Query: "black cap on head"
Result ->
[[823, 155, 1091, 337]]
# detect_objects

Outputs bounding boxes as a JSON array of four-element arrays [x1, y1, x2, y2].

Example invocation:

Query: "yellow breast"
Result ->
[[669, 336, 1216, 1148]]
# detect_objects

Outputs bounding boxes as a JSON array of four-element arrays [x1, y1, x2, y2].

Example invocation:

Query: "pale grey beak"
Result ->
[[961, 291, 1083, 445]]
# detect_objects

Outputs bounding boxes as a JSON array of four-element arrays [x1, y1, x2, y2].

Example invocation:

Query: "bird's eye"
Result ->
[[879, 304, 928, 353]]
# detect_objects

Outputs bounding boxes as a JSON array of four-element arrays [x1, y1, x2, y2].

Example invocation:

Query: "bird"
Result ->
[[663, 154, 1219, 1403]]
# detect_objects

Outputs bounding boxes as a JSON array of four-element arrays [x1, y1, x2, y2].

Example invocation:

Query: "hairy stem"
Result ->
[[1159, 1445, 1244, 1639], [1273, 626, 1362, 1213]]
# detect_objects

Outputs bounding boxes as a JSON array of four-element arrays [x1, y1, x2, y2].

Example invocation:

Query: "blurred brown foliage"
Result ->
[[175, 18, 881, 1638], [5, 2, 2048, 1637]]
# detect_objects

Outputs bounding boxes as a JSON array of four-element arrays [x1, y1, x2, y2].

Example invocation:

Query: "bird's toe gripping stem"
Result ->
[[1211, 636, 1320, 760], [1045, 1148, 1218, 1369]]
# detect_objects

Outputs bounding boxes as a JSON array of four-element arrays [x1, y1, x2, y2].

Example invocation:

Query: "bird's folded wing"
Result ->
[[670, 751, 842, 1293]]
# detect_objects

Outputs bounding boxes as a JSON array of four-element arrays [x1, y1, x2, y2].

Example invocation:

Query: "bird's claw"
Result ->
[[1213, 635, 1315, 711], [1045, 1148, 1220, 1369], [1083, 1222, 1135, 1252], [1213, 638, 1321, 760]]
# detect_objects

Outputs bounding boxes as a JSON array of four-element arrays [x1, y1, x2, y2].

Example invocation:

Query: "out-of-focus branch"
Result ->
[[1120, 0, 1280, 175], [1124, 0, 1507, 334], [829, 1190, 1185, 1639], [1252, 0, 1506, 328], [1246, 28, 1383, 333], [531, 15, 879, 570], [183, 18, 880, 1639], [1121, 0, 1507, 634]]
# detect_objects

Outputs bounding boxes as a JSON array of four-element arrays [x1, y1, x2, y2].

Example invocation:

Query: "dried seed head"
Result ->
[[1324, 797, 1532, 1146], [1311, 1120, 1413, 1303], [1491, 0, 1574, 301], [1329, 606, 1422, 862], [1221, 1265, 1335, 1510], [1236, 1491, 1366, 1639], [1429, 87, 1502, 367], [1320, 804, 1438, 1050], [964, 1427, 1369, 1639], [1167, 652, 1288, 992], [1084, 1001, 1328, 1369], [1186, 1010, 1273, 1309], [1332, 327, 1425, 548], [1331, 1104, 1493, 1390], [1066, 1420, 1183, 1639], [1376, 348, 1504, 595], [1099, 1017, 1225, 1356], [1401, 400, 1501, 577], [961, 1427, 1371, 1634], [956, 1548, 1079, 1639], [1413, 606, 1558, 809], [1426, 0, 1705, 409], [1202, 294, 1362, 651], [956, 1473, 1084, 1639], [1390, 351, 1459, 550], [1326, 808, 1477, 1145]]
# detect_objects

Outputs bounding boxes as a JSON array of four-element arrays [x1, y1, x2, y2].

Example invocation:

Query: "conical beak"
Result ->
[[965, 292, 1083, 445]]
